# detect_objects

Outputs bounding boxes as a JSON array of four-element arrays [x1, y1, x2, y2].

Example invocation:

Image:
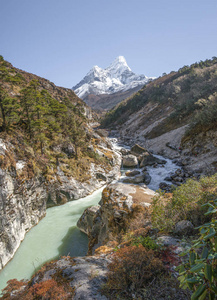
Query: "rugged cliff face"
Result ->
[[0, 139, 47, 269], [77, 182, 155, 254], [0, 130, 121, 270], [0, 57, 122, 270]]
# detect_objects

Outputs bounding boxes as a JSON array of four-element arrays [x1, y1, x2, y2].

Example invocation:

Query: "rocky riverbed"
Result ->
[[110, 137, 195, 193]]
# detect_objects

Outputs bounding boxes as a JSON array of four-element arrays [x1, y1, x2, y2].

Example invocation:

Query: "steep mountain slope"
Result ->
[[83, 85, 143, 113], [101, 57, 217, 175], [73, 56, 154, 111], [0, 56, 121, 270]]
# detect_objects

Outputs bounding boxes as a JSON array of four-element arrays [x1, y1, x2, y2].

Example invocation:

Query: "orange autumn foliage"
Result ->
[[1, 278, 72, 300]]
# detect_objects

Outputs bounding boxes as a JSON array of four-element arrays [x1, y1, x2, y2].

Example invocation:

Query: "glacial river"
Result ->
[[0, 140, 179, 293], [0, 187, 104, 293]]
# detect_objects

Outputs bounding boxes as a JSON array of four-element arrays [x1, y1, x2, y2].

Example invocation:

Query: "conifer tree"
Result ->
[[0, 85, 20, 132], [0, 86, 7, 131], [66, 115, 86, 159], [19, 80, 39, 139]]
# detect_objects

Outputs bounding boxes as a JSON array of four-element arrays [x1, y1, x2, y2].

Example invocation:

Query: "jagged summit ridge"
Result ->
[[73, 56, 154, 99]]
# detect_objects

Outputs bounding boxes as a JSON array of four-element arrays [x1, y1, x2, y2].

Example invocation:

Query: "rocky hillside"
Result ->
[[101, 57, 217, 175], [82, 85, 143, 113], [0, 56, 121, 270]]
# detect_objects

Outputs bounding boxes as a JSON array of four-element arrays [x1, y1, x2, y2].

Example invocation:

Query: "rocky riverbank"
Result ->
[[0, 131, 121, 271], [110, 130, 210, 193], [77, 182, 155, 254], [115, 125, 217, 178]]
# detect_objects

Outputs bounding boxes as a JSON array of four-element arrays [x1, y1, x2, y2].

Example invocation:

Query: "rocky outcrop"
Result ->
[[77, 206, 100, 235], [77, 182, 156, 254], [16, 255, 110, 300], [0, 137, 121, 270]]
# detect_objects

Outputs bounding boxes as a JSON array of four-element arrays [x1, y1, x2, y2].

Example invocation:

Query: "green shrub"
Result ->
[[151, 174, 217, 233], [177, 200, 217, 300], [184, 94, 217, 137], [132, 235, 159, 250]]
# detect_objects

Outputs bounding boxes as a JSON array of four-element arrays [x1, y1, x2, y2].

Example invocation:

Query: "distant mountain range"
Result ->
[[72, 56, 155, 111]]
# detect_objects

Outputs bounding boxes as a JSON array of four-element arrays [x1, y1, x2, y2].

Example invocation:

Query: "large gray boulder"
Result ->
[[140, 153, 166, 167], [130, 144, 147, 155], [143, 172, 152, 185], [125, 170, 140, 177], [77, 205, 100, 235], [122, 154, 138, 167], [175, 220, 194, 236], [123, 174, 145, 184]]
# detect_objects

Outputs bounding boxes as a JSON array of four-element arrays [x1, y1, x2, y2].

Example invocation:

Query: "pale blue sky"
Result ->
[[1, 0, 217, 88]]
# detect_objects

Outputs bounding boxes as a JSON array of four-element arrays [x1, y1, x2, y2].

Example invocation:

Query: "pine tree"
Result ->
[[19, 80, 39, 139], [66, 115, 86, 159], [0, 86, 7, 131], [0, 85, 20, 132]]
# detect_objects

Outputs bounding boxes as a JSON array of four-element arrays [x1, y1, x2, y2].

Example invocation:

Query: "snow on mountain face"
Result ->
[[73, 56, 154, 99]]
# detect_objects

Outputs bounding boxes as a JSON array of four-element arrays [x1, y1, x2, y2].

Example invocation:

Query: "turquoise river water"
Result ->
[[0, 186, 104, 293]]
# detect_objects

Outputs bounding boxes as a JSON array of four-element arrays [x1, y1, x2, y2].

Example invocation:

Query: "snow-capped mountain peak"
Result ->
[[106, 56, 131, 72], [92, 65, 102, 73], [73, 56, 154, 99]]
